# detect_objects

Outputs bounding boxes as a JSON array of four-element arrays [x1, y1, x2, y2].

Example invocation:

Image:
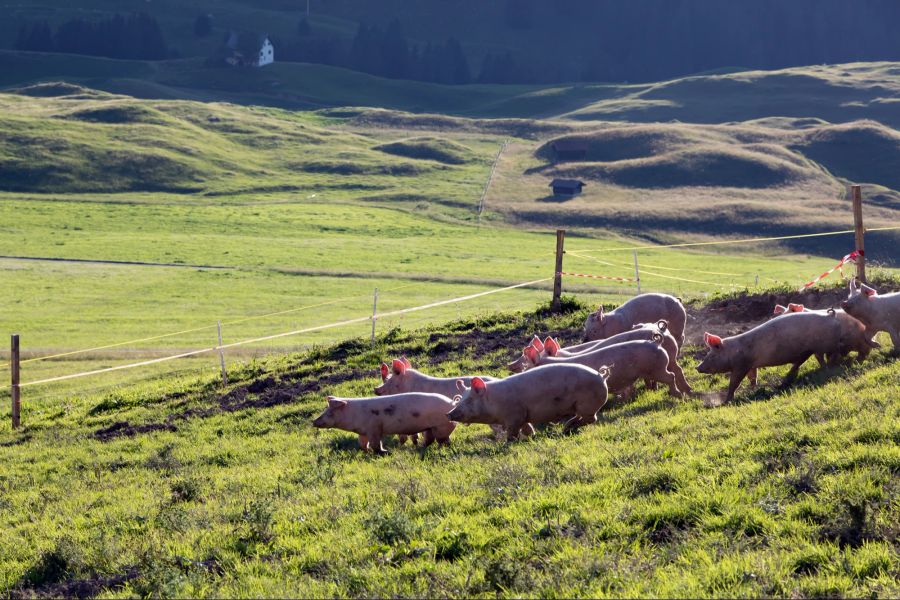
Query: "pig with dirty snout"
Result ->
[[312, 393, 456, 454], [696, 310, 879, 403], [585, 294, 687, 349], [842, 279, 900, 348], [447, 363, 610, 441]]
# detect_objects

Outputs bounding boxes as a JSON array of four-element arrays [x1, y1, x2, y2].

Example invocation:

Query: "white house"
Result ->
[[224, 32, 274, 68], [257, 37, 274, 67]]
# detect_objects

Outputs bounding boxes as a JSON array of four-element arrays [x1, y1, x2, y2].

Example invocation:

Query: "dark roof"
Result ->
[[549, 178, 585, 189], [225, 32, 270, 51], [551, 139, 589, 152]]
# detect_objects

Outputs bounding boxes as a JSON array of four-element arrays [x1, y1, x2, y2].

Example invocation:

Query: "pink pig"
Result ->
[[312, 393, 456, 454]]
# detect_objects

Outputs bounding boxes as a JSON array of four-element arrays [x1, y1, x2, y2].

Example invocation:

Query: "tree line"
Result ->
[[15, 13, 168, 60]]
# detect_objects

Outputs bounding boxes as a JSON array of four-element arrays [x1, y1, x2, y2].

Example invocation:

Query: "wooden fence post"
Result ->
[[217, 321, 228, 385], [633, 250, 641, 295], [371, 288, 378, 346], [851, 184, 866, 283], [11, 334, 20, 429], [552, 229, 566, 312]]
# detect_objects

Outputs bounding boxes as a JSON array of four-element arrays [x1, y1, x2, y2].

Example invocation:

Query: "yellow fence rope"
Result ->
[[16, 278, 550, 389]]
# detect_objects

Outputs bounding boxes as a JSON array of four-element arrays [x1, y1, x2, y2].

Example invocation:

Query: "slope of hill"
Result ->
[[0, 84, 498, 214], [4, 52, 900, 127], [1, 297, 897, 597]]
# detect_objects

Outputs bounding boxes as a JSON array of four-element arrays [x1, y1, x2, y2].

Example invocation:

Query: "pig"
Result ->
[[312, 393, 456, 454], [447, 363, 610, 441], [585, 294, 687, 349], [508, 323, 691, 394], [375, 357, 504, 438], [511, 335, 682, 398], [696, 310, 879, 403], [841, 279, 900, 349], [772, 302, 876, 364], [550, 325, 691, 394], [375, 357, 496, 398], [554, 320, 672, 357]]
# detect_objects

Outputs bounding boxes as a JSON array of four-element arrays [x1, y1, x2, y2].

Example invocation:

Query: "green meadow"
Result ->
[[1, 300, 897, 597]]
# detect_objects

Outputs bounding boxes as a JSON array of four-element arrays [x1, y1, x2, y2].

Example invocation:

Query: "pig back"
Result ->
[[734, 312, 842, 368], [617, 294, 686, 340], [351, 393, 455, 435]]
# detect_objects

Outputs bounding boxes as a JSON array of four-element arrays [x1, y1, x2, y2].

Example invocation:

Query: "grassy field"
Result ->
[[1, 82, 898, 405], [1, 298, 897, 597]]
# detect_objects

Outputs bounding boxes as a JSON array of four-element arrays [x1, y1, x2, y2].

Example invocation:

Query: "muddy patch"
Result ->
[[93, 369, 369, 440], [11, 567, 138, 600], [94, 421, 177, 442]]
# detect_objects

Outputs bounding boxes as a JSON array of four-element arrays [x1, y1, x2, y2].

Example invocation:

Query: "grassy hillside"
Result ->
[[4, 52, 900, 127], [1, 298, 897, 597]]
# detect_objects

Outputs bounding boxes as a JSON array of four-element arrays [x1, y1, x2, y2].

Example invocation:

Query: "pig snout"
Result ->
[[373, 385, 385, 396], [312, 415, 327, 428], [447, 406, 462, 421]]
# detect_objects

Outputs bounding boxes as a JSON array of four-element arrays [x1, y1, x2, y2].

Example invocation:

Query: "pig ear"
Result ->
[[400, 356, 412, 368], [392, 358, 407, 376], [546, 337, 561, 356], [788, 303, 804, 312], [380, 363, 389, 381], [531, 335, 544, 352], [524, 345, 538, 361], [327, 397, 348, 409], [773, 304, 787, 315], [704, 332, 723, 348], [471, 377, 487, 393], [850, 278, 859, 292], [862, 284, 877, 297]]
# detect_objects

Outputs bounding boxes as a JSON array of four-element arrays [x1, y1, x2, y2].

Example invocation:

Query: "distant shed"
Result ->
[[550, 178, 585, 196], [551, 139, 588, 161]]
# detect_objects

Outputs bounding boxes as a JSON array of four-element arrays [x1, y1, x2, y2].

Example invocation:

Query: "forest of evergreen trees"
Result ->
[[15, 13, 168, 60]]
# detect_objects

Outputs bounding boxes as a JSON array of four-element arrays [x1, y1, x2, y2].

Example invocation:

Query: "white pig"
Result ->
[[841, 279, 900, 348], [312, 393, 456, 454], [585, 294, 687, 349]]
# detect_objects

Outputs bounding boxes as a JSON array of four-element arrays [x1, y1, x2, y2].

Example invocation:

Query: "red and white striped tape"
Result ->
[[800, 250, 861, 291], [558, 271, 636, 283]]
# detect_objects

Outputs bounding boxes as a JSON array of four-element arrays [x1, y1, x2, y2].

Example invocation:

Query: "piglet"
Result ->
[[312, 393, 456, 454]]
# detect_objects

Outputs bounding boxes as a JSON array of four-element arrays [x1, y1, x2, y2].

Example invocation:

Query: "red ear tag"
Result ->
[[472, 377, 487, 392]]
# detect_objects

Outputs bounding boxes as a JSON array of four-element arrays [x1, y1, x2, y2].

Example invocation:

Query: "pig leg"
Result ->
[[421, 428, 436, 448], [644, 379, 659, 391], [671, 361, 693, 394], [365, 424, 387, 455], [814, 353, 826, 368], [520, 423, 536, 437], [889, 328, 900, 352], [398, 435, 409, 445], [358, 434, 369, 451], [747, 368, 758, 388], [562, 415, 584, 432], [434, 421, 456, 445], [724, 367, 751, 403], [779, 354, 812, 388]]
